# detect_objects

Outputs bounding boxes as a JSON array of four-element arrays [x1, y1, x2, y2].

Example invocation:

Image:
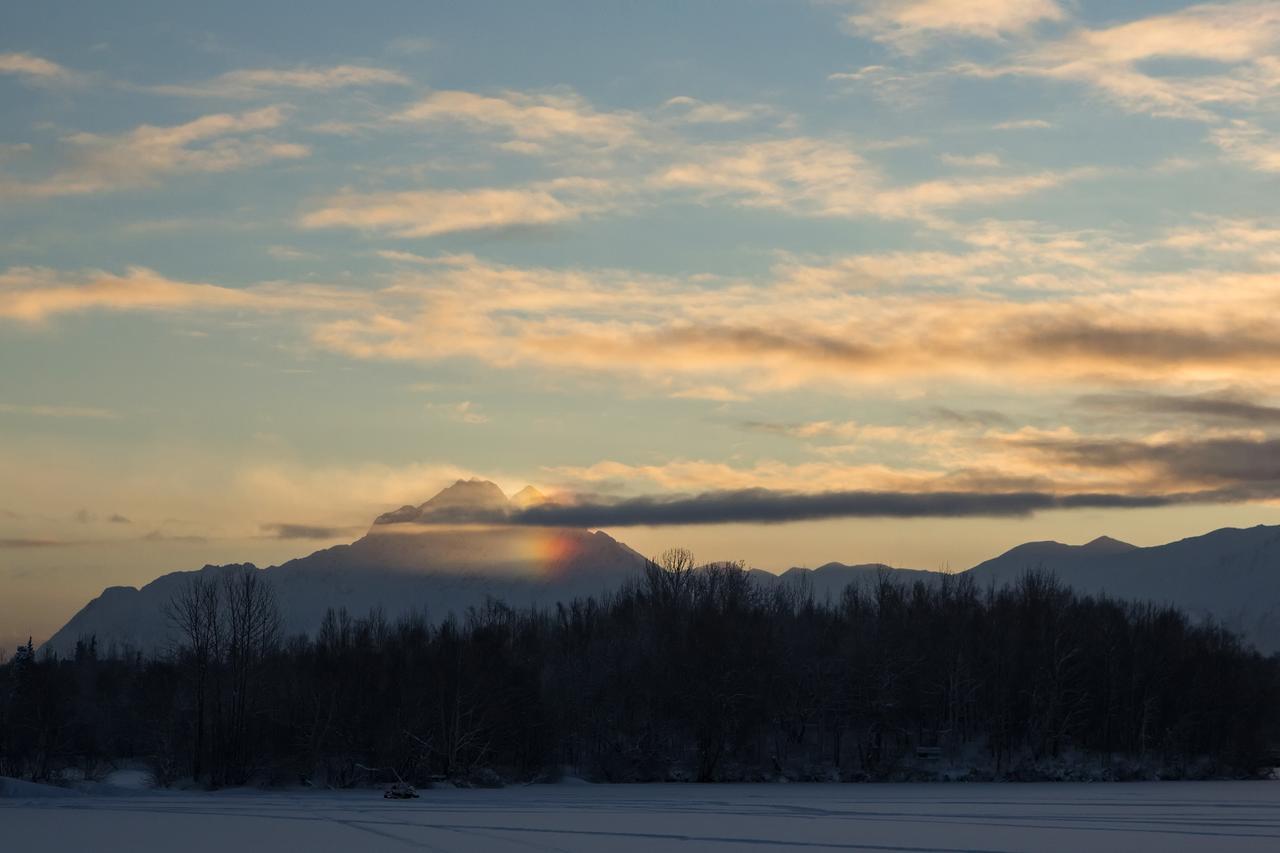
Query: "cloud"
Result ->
[[0, 52, 79, 84], [0, 538, 66, 548], [660, 96, 779, 125], [1156, 217, 1280, 254], [0, 402, 118, 419], [841, 0, 1066, 50], [260, 522, 357, 540], [1210, 120, 1280, 172], [392, 89, 639, 150], [876, 168, 1097, 218], [266, 245, 316, 261], [654, 138, 1095, 221], [1078, 391, 1280, 425], [296, 245, 1280, 395], [927, 407, 1015, 428], [1013, 434, 1280, 492], [743, 419, 916, 442], [0, 266, 258, 322], [428, 401, 489, 424], [141, 530, 208, 544], [826, 65, 944, 105], [0, 265, 367, 324], [940, 153, 1003, 168], [994, 118, 1053, 130], [12, 221, 1280, 399], [386, 486, 1193, 528], [543, 458, 946, 494], [741, 419, 997, 453], [148, 65, 409, 98], [0, 107, 308, 198], [960, 2, 1280, 125], [669, 385, 750, 402], [300, 178, 616, 237], [653, 138, 875, 213], [387, 36, 435, 56]]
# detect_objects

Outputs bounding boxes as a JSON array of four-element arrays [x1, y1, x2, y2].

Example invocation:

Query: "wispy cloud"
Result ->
[[940, 153, 1003, 168], [378, 485, 1202, 527], [428, 400, 490, 424], [0, 537, 68, 548], [994, 118, 1053, 130], [0, 265, 366, 324], [300, 178, 618, 237], [840, 0, 1065, 51], [0, 107, 307, 198], [1009, 433, 1280, 493], [0, 402, 118, 419], [1210, 120, 1280, 172], [653, 137, 1096, 221], [0, 52, 80, 85], [669, 385, 751, 402], [959, 2, 1280, 126], [1078, 391, 1280, 426], [10, 225, 1280, 398], [260, 522, 360, 540], [660, 96, 781, 125], [392, 88, 640, 152], [147, 64, 409, 98]]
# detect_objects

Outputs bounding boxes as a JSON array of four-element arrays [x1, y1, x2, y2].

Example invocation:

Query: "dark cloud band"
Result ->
[[373, 487, 1238, 529], [509, 488, 1190, 527]]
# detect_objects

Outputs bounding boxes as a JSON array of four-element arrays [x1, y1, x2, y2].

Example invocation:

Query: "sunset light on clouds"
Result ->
[[3, 0, 1280, 648]]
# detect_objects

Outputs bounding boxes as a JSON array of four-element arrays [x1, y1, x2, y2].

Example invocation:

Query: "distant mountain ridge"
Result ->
[[43, 480, 645, 656], [963, 524, 1280, 651], [39, 481, 1280, 655]]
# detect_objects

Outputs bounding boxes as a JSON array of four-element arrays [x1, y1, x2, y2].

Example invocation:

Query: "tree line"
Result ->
[[2, 551, 1278, 787]]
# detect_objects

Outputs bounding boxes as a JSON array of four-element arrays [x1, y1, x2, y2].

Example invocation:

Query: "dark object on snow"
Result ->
[[384, 782, 419, 799]]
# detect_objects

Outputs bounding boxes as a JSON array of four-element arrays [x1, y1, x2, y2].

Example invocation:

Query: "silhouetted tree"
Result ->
[[4, 562, 1279, 786]]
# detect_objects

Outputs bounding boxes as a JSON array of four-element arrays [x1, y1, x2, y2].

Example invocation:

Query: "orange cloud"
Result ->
[[842, 0, 1065, 50], [148, 64, 409, 97], [393, 89, 640, 150], [300, 179, 615, 237], [0, 107, 307, 198]]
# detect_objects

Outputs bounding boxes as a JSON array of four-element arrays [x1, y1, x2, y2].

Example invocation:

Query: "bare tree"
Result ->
[[165, 575, 221, 781], [222, 569, 282, 782]]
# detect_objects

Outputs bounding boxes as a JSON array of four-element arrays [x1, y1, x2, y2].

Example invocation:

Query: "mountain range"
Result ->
[[41, 479, 1280, 655]]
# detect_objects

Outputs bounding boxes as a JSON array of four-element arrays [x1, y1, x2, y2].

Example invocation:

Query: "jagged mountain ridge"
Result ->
[[39, 479, 1280, 654], [963, 525, 1280, 651], [43, 480, 646, 656]]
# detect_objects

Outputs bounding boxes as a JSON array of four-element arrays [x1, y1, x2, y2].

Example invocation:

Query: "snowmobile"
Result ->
[[384, 781, 420, 799], [357, 763, 421, 799]]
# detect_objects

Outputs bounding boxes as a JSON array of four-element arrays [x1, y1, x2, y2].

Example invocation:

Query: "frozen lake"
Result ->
[[4, 780, 1280, 852]]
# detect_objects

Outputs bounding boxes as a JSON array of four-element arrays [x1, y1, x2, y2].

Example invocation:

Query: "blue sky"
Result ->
[[3, 0, 1280, 645]]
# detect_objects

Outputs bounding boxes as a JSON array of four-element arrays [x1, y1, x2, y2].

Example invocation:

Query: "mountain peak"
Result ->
[[511, 485, 546, 508], [374, 479, 511, 526], [419, 479, 510, 512], [1081, 535, 1137, 553]]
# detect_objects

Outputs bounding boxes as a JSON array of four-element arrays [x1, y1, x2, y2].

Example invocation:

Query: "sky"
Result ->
[[3, 0, 1280, 647]]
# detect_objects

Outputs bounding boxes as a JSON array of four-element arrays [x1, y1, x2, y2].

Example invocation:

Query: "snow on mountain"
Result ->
[[42, 481, 646, 657], [38, 479, 1280, 656], [774, 562, 939, 601], [964, 525, 1280, 651]]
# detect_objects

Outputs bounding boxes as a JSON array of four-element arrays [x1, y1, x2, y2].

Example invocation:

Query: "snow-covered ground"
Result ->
[[4, 780, 1280, 851]]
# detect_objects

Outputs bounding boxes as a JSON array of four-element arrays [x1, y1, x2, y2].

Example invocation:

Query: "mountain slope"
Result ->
[[963, 526, 1280, 651], [43, 480, 646, 657], [41, 482, 1280, 656]]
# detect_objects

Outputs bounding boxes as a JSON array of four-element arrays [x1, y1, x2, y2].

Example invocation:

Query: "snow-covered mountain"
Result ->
[[40, 480, 1280, 655], [42, 480, 647, 657], [963, 526, 1280, 652], [779, 528, 1280, 653]]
